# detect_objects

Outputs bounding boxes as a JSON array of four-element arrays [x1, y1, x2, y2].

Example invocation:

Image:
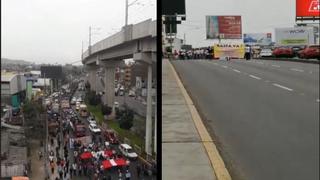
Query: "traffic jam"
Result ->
[[45, 89, 155, 179]]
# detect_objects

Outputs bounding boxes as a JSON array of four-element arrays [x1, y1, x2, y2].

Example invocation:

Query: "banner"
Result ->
[[243, 33, 272, 45], [213, 44, 245, 58], [296, 0, 320, 17], [206, 16, 242, 39], [275, 27, 314, 46]]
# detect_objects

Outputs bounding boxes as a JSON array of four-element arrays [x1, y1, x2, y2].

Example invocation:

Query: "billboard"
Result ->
[[243, 33, 272, 45], [213, 44, 245, 59], [296, 0, 320, 17], [275, 27, 314, 46], [40, 66, 63, 79], [206, 16, 242, 39], [162, 0, 185, 15]]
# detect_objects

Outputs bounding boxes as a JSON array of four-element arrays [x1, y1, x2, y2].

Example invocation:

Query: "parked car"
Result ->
[[104, 130, 119, 144], [87, 116, 96, 124], [89, 123, 101, 134], [260, 48, 273, 57], [119, 144, 138, 160], [291, 46, 305, 57], [272, 46, 294, 58], [298, 45, 320, 60]]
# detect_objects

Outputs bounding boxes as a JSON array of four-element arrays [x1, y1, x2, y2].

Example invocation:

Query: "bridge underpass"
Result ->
[[82, 19, 157, 158]]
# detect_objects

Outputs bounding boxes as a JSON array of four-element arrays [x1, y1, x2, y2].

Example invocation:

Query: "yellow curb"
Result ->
[[167, 60, 232, 180]]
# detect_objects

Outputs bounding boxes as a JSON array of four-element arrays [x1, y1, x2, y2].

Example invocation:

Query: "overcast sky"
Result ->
[[177, 0, 299, 47], [1, 0, 156, 65]]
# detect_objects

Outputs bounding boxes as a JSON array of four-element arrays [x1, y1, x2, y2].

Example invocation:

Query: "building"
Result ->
[[1, 72, 26, 107], [1, 128, 28, 178]]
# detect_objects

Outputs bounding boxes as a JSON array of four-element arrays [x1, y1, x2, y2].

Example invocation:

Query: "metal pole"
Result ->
[[125, 0, 128, 26], [154, 85, 156, 155], [44, 112, 49, 179], [89, 26, 92, 55]]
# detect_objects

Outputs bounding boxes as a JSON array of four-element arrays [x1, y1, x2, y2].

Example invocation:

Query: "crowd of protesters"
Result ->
[[173, 46, 214, 60]]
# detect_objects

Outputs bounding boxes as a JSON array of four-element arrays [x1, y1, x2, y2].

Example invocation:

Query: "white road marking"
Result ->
[[213, 63, 218, 65], [222, 65, 228, 68], [272, 65, 280, 68], [316, 99, 319, 103], [256, 62, 264, 64], [249, 75, 262, 80], [290, 68, 304, 72], [272, 83, 293, 91], [232, 69, 241, 73]]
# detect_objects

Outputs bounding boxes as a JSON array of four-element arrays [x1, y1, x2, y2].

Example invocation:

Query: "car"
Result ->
[[291, 46, 305, 57], [272, 46, 294, 58], [128, 90, 135, 97], [87, 116, 96, 124], [259, 48, 273, 57], [89, 123, 101, 134], [104, 130, 119, 144], [298, 45, 320, 60], [119, 144, 138, 160], [114, 102, 119, 108]]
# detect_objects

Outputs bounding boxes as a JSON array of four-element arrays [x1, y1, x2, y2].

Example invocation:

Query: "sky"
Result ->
[[1, 0, 156, 65], [177, 0, 303, 47]]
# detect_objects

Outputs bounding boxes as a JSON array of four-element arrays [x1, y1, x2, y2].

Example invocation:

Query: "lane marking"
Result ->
[[272, 83, 293, 91], [213, 63, 218, 65], [316, 99, 319, 103], [249, 75, 262, 80], [168, 60, 232, 180], [272, 65, 280, 68], [232, 69, 241, 73], [290, 68, 304, 72], [222, 65, 228, 68], [256, 62, 264, 64]]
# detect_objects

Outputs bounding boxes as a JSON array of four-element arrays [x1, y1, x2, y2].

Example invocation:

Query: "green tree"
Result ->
[[101, 104, 112, 115], [118, 107, 134, 130]]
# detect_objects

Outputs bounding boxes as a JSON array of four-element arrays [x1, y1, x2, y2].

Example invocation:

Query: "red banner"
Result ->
[[218, 16, 242, 39], [296, 0, 320, 17]]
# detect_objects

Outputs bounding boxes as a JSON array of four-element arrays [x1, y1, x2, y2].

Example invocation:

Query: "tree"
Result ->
[[101, 104, 112, 116], [118, 107, 134, 130]]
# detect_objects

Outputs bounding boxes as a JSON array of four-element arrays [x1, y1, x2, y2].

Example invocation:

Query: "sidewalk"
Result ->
[[162, 59, 217, 180]]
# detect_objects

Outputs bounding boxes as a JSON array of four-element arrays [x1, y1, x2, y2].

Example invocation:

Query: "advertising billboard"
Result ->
[[296, 0, 320, 17], [213, 44, 245, 58], [206, 16, 242, 39], [40, 66, 63, 79], [243, 33, 272, 45], [275, 27, 314, 46]]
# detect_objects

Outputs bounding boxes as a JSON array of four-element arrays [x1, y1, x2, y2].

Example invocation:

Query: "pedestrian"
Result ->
[[50, 161, 55, 174], [136, 164, 141, 177], [70, 165, 73, 178], [118, 169, 123, 180], [125, 169, 131, 180], [72, 162, 77, 176], [78, 164, 82, 176], [66, 159, 69, 172], [58, 165, 63, 179], [38, 150, 43, 160]]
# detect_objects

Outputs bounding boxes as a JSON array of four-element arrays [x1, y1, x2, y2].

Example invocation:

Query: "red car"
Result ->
[[104, 130, 119, 144], [298, 45, 320, 60], [272, 46, 294, 58]]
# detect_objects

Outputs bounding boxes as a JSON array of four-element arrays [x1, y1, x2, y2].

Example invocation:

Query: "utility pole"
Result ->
[[81, 41, 84, 60], [125, 0, 128, 26], [89, 26, 92, 55]]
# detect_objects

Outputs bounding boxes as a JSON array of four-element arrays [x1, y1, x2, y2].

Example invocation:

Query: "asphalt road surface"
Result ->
[[172, 59, 319, 180]]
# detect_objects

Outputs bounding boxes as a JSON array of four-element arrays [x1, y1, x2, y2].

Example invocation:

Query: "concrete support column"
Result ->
[[154, 89, 157, 155], [104, 67, 115, 106], [145, 63, 153, 157], [85, 64, 98, 92]]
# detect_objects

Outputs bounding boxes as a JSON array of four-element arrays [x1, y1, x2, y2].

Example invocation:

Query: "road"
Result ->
[[172, 59, 319, 180]]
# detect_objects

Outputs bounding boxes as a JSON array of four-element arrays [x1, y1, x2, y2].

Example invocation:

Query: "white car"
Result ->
[[114, 102, 119, 108], [89, 123, 101, 134], [260, 48, 273, 57], [119, 144, 138, 159], [87, 116, 96, 124]]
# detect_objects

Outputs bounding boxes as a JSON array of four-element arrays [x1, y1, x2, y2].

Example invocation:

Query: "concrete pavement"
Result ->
[[162, 59, 219, 180], [172, 59, 319, 180]]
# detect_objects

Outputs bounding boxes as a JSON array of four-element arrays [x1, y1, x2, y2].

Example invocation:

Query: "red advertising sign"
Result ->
[[296, 0, 320, 17], [218, 16, 242, 39], [206, 16, 242, 39]]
